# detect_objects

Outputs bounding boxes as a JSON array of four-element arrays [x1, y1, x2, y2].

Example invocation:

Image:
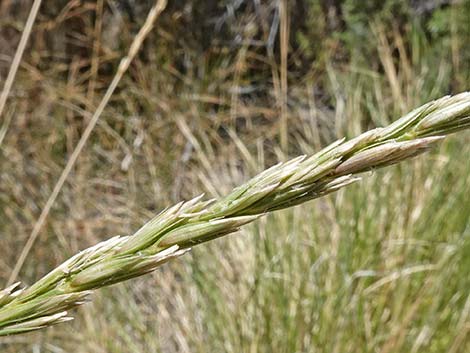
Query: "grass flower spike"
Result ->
[[0, 92, 469, 336]]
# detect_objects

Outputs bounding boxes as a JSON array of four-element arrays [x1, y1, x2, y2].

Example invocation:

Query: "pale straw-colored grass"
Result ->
[[0, 92, 469, 336]]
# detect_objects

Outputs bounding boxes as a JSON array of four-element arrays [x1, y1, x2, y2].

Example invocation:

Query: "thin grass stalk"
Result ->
[[7, 0, 168, 287], [0, 0, 43, 149], [0, 92, 469, 336]]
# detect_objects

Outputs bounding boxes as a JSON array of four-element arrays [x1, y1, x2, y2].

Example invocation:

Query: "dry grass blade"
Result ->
[[7, 0, 168, 287], [0, 0, 42, 132], [0, 92, 469, 336]]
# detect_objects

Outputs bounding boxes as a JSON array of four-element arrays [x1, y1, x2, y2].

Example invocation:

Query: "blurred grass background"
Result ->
[[0, 0, 469, 352]]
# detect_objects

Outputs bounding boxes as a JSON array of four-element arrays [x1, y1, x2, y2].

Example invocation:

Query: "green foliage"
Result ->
[[1, 1, 469, 352]]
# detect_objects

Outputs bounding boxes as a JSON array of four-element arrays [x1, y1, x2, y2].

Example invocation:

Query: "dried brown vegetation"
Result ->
[[0, 0, 469, 352]]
